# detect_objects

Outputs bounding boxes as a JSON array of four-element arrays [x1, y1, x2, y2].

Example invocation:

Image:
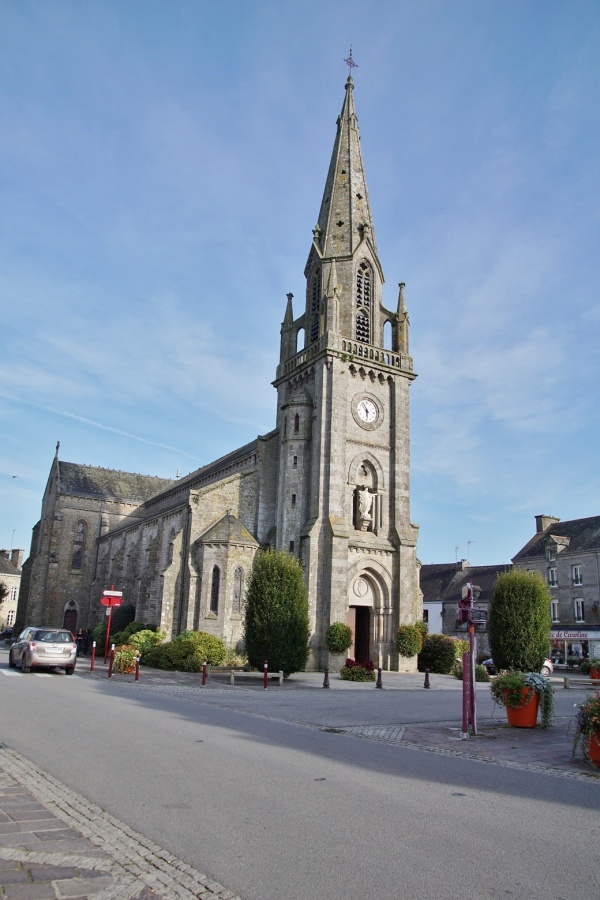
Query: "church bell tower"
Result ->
[[273, 74, 420, 671]]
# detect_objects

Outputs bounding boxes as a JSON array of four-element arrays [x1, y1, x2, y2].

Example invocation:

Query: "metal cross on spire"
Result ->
[[343, 46, 358, 75]]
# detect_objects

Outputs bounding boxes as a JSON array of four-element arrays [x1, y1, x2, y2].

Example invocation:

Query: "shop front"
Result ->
[[550, 627, 600, 665]]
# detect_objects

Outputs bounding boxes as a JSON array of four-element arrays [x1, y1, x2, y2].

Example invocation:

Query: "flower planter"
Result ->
[[504, 688, 539, 728], [587, 731, 600, 768], [589, 666, 600, 686]]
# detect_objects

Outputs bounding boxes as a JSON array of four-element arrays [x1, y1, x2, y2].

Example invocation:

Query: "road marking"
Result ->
[[0, 670, 79, 678]]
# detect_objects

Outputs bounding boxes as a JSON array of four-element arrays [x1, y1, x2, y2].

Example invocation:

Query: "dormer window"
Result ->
[[547, 546, 555, 562]]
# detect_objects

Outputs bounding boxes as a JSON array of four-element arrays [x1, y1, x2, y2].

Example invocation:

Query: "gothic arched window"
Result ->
[[232, 567, 244, 615], [294, 413, 300, 433], [71, 521, 86, 570], [210, 566, 220, 614], [356, 261, 372, 343]]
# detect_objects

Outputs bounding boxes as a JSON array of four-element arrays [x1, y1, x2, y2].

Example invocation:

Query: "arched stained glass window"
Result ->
[[71, 521, 86, 570], [210, 566, 220, 614]]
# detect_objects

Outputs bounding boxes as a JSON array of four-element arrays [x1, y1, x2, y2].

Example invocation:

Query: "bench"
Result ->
[[563, 677, 600, 690], [206, 666, 284, 687]]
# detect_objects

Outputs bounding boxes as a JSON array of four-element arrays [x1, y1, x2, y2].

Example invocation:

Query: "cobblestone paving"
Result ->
[[0, 747, 241, 900]]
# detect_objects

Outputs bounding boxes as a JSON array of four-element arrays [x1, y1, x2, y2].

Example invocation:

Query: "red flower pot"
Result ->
[[504, 688, 540, 728], [588, 731, 600, 768], [589, 666, 600, 685]]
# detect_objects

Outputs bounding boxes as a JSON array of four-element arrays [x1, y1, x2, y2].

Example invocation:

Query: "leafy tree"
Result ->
[[488, 570, 551, 672], [243, 550, 310, 677], [0, 582, 8, 604]]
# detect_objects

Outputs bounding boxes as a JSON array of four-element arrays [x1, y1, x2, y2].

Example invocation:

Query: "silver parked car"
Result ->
[[9, 627, 77, 675]]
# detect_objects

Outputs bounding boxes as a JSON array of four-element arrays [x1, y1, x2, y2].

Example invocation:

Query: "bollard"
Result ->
[[202, 660, 207, 686], [376, 667, 383, 689], [90, 641, 96, 673], [108, 645, 115, 679], [135, 657, 140, 682], [323, 668, 330, 688], [263, 661, 268, 690], [424, 668, 430, 689]]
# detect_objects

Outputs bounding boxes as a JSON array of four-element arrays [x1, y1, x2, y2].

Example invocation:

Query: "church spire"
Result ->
[[313, 74, 378, 261]]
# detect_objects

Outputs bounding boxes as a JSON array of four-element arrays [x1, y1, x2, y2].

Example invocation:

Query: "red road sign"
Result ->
[[101, 589, 123, 607]]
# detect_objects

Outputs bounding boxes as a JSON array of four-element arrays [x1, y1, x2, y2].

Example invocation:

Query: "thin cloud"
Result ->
[[43, 408, 198, 460]]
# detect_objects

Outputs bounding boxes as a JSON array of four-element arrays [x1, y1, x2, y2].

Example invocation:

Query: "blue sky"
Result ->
[[1, 0, 599, 567]]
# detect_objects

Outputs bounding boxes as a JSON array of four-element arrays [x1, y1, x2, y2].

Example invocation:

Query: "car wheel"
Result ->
[[541, 665, 551, 676], [64, 666, 75, 676], [20, 655, 30, 674], [8, 651, 16, 668]]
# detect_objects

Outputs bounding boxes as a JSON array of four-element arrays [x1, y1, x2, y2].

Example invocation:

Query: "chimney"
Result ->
[[535, 515, 560, 534], [11, 549, 24, 569]]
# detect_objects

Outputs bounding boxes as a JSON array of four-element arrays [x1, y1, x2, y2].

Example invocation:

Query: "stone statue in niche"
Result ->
[[358, 487, 373, 531]]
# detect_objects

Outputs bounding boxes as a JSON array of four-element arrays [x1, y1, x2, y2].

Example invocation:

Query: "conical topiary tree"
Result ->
[[243, 550, 310, 677], [488, 570, 551, 672]]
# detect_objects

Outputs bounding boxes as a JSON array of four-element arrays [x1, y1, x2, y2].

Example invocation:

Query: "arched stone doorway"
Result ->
[[347, 567, 393, 669]]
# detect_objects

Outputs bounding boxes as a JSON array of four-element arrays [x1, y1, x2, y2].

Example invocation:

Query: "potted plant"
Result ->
[[579, 657, 600, 683], [571, 691, 600, 767], [490, 671, 554, 728]]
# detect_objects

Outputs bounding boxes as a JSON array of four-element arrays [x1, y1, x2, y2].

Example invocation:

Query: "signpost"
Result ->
[[101, 587, 123, 663]]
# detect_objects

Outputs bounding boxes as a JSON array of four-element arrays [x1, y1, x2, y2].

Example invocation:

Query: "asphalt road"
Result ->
[[0, 651, 598, 900]]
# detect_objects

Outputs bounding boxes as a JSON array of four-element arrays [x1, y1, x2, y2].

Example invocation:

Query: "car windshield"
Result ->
[[32, 631, 72, 643]]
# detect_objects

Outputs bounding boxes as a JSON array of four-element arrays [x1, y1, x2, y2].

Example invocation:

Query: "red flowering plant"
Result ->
[[571, 691, 600, 765], [340, 658, 375, 682]]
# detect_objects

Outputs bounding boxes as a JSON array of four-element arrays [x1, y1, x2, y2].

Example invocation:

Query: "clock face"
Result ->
[[357, 398, 377, 424]]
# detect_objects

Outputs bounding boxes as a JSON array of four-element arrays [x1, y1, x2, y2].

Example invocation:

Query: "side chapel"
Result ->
[[16, 74, 421, 671]]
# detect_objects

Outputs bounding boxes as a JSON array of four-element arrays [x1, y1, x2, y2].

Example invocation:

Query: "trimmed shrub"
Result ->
[[488, 570, 551, 672], [452, 638, 470, 660], [129, 629, 165, 663], [454, 659, 490, 683], [415, 620, 428, 644], [243, 550, 310, 677], [112, 622, 156, 646], [395, 624, 422, 658], [325, 622, 353, 654], [145, 631, 227, 672], [418, 634, 457, 674]]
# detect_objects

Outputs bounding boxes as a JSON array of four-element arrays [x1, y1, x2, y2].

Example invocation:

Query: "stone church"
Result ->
[[16, 74, 421, 671]]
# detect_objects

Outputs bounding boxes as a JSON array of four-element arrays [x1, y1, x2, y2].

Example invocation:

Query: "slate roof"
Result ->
[[198, 513, 258, 546], [513, 515, 600, 561], [420, 563, 512, 604], [0, 557, 20, 576], [58, 462, 174, 504]]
